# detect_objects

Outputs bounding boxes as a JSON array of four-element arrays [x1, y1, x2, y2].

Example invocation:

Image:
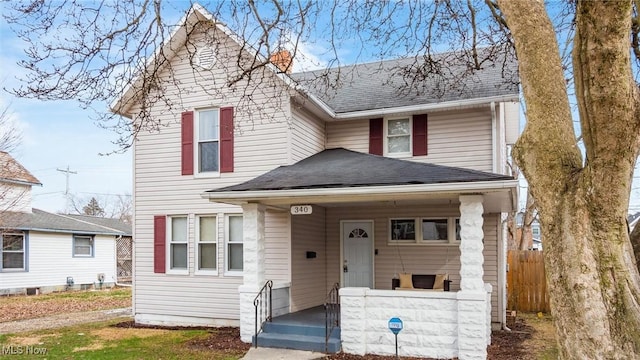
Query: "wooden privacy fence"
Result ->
[[507, 250, 550, 313]]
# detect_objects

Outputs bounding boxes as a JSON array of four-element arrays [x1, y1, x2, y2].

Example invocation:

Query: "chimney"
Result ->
[[269, 50, 293, 74]]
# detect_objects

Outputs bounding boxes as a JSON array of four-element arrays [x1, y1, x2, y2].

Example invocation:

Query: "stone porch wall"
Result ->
[[340, 286, 491, 360]]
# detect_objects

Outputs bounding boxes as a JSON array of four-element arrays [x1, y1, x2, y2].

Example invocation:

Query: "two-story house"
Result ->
[[111, 4, 519, 359]]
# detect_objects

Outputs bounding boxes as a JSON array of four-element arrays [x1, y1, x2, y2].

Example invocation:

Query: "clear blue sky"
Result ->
[[1, 2, 638, 215]]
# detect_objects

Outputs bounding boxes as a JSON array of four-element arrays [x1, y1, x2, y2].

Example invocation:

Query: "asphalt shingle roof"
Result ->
[[207, 148, 513, 193], [291, 49, 519, 114], [0, 151, 41, 185], [0, 209, 131, 236]]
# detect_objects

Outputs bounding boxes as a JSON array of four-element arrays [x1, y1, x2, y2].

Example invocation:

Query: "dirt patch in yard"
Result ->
[[113, 321, 251, 355], [10, 334, 59, 346], [92, 327, 171, 341]]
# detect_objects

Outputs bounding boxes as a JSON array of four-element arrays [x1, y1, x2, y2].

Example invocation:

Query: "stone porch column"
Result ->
[[457, 194, 488, 360], [238, 203, 266, 342], [458, 194, 485, 292]]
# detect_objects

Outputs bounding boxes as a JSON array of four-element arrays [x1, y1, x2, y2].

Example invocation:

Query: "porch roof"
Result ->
[[203, 148, 518, 212]]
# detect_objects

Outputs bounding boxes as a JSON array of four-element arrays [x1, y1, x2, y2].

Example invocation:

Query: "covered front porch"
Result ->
[[203, 149, 517, 360]]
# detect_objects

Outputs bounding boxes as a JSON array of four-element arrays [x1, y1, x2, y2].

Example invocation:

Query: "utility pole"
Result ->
[[57, 166, 77, 214]]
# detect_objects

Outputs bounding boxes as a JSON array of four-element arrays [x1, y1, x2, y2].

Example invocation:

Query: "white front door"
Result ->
[[342, 221, 374, 288]]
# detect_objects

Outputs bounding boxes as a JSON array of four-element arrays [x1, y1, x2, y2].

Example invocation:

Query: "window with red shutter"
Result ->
[[369, 118, 383, 155], [181, 112, 194, 175], [153, 215, 166, 274], [219, 107, 234, 173], [412, 114, 428, 156]]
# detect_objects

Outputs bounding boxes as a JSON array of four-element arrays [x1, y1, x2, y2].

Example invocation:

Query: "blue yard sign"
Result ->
[[388, 317, 403, 357], [388, 317, 403, 335]]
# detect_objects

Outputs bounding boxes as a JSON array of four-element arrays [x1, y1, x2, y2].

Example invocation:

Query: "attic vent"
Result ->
[[195, 46, 216, 69]]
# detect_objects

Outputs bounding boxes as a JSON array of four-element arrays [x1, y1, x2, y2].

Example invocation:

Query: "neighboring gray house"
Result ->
[[111, 4, 520, 359], [0, 152, 132, 295]]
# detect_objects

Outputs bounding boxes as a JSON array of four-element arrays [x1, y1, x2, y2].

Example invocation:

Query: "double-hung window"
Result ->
[[226, 215, 243, 273], [386, 118, 411, 156], [169, 216, 188, 272], [2, 232, 26, 271], [73, 235, 94, 257], [197, 109, 220, 173], [196, 215, 217, 273]]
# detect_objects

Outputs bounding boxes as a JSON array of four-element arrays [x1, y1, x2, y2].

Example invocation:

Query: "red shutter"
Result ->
[[220, 107, 234, 173], [181, 111, 194, 175], [412, 114, 428, 156], [369, 118, 384, 155], [153, 215, 166, 274]]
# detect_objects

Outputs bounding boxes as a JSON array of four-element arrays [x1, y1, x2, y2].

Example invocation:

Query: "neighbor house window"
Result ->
[[227, 215, 243, 273], [73, 235, 94, 257], [532, 226, 541, 237], [386, 118, 411, 155], [168, 216, 188, 272], [390, 218, 460, 244], [197, 109, 220, 173], [196, 215, 217, 272], [2, 232, 26, 271]]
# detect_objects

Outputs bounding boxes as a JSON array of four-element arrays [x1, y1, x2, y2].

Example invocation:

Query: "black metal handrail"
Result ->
[[253, 280, 273, 348], [324, 282, 340, 353]]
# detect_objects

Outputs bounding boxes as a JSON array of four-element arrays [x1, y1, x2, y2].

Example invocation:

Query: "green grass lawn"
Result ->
[[0, 319, 246, 360]]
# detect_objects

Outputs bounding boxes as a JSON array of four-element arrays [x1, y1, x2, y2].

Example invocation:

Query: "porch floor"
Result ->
[[271, 305, 328, 326]]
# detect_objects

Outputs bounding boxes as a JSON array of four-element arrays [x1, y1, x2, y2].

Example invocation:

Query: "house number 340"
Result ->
[[290, 205, 313, 215]]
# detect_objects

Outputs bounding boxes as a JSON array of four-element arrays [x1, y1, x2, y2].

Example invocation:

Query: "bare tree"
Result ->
[[4, 1, 640, 357], [69, 193, 131, 222], [0, 103, 27, 215]]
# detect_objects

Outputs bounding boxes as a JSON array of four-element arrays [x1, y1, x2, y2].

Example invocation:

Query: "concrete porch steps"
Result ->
[[253, 321, 341, 353]]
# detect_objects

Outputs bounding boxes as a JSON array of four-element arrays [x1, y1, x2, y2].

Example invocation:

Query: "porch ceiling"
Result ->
[[203, 181, 516, 213]]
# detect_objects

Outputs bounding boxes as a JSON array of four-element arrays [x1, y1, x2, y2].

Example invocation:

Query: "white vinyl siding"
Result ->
[[290, 206, 327, 312], [0, 184, 32, 213], [326, 120, 369, 153], [322, 205, 500, 323], [130, 25, 295, 324], [325, 108, 494, 172], [0, 232, 116, 291], [264, 210, 290, 282], [290, 108, 325, 162]]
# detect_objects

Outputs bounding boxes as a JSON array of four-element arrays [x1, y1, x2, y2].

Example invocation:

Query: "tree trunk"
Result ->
[[519, 190, 535, 250], [497, 1, 640, 358], [631, 220, 640, 275]]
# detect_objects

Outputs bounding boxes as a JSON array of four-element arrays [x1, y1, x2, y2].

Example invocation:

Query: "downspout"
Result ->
[[491, 101, 498, 173]]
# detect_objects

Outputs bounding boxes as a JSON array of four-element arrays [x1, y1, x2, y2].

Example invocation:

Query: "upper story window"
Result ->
[[181, 108, 234, 176], [369, 114, 427, 157], [197, 109, 220, 173], [73, 235, 94, 257], [1, 232, 26, 271], [386, 118, 411, 155]]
